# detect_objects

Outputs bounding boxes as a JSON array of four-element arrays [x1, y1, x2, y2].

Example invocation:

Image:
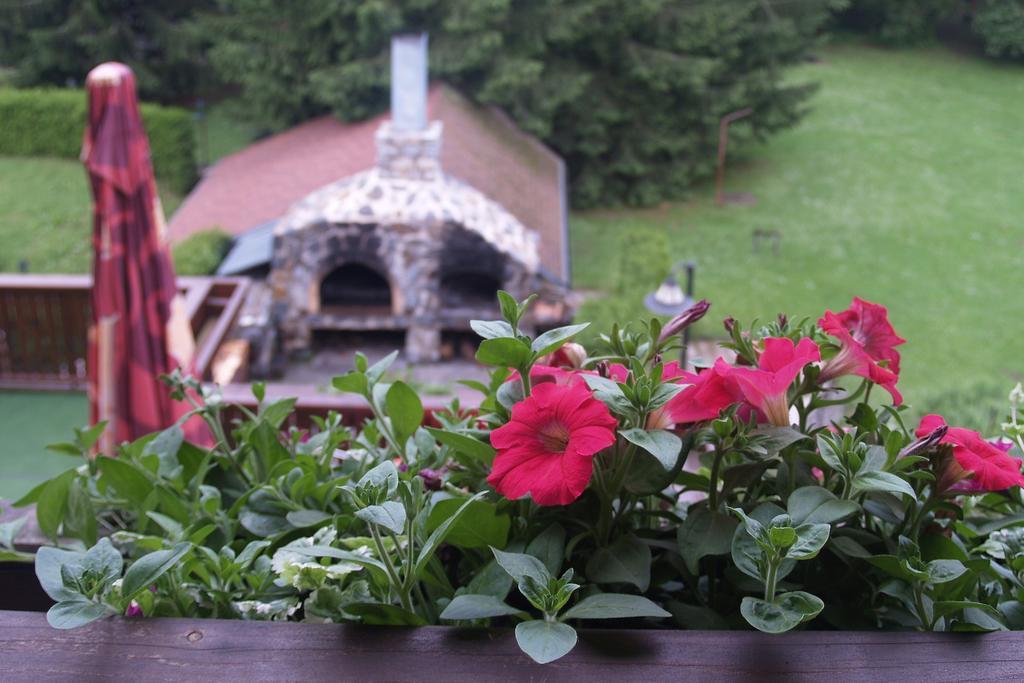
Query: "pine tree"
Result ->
[[204, 0, 840, 207]]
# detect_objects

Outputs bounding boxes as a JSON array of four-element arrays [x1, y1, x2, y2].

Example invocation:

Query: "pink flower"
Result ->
[[818, 298, 906, 405], [727, 337, 821, 427], [917, 415, 1024, 492], [665, 358, 746, 424], [488, 382, 618, 506]]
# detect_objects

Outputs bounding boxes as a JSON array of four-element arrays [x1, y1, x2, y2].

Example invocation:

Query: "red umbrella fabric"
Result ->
[[82, 62, 195, 453]]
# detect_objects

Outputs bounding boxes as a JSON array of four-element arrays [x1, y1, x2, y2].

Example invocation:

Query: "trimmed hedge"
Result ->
[[172, 228, 233, 276], [0, 88, 197, 194]]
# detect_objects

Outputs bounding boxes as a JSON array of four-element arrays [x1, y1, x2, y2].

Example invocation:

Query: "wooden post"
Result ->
[[715, 108, 753, 205]]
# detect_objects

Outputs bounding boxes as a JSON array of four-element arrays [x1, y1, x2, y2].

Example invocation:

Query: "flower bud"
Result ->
[[417, 468, 443, 491], [596, 361, 611, 378], [723, 317, 737, 335], [899, 424, 948, 458], [777, 313, 788, 329], [658, 299, 711, 343], [544, 342, 587, 369]]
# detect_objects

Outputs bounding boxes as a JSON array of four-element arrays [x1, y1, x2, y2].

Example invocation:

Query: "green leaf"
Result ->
[[526, 523, 566, 577], [530, 323, 589, 356], [121, 542, 191, 599], [0, 516, 27, 549], [586, 534, 651, 591], [285, 509, 331, 528], [81, 538, 123, 585], [620, 428, 682, 470], [345, 602, 428, 626], [35, 546, 86, 602], [356, 460, 399, 499], [425, 498, 509, 549], [470, 319, 516, 340], [66, 478, 97, 546], [365, 351, 398, 383], [755, 426, 809, 453], [292, 545, 388, 575], [515, 620, 578, 664], [332, 372, 368, 395], [787, 486, 860, 525], [466, 558, 515, 599], [491, 546, 550, 585], [97, 456, 153, 508], [830, 535, 872, 558], [386, 381, 423, 447], [259, 398, 297, 429], [35, 469, 77, 540], [440, 594, 524, 620], [142, 425, 184, 462], [851, 471, 916, 499], [476, 337, 532, 368], [12, 478, 50, 507], [47, 600, 117, 630], [355, 501, 407, 535], [414, 491, 487, 577], [741, 591, 824, 634], [816, 434, 844, 471], [786, 523, 830, 560], [731, 503, 795, 582], [562, 593, 670, 620], [426, 427, 496, 463], [933, 600, 1006, 630], [678, 506, 738, 573], [46, 442, 83, 457], [925, 559, 968, 584]]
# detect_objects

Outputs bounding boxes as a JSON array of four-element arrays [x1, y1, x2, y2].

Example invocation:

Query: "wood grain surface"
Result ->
[[1, 609, 1021, 682]]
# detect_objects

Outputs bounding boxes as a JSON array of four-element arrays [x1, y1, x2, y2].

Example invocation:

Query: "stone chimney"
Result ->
[[376, 33, 443, 181]]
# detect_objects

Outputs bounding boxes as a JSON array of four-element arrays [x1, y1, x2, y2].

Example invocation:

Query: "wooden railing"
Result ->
[[0, 274, 249, 391]]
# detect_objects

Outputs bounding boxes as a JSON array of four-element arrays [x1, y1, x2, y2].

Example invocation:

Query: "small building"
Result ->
[[169, 35, 571, 364]]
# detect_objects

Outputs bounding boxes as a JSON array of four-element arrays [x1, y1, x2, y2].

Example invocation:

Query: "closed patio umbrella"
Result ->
[[82, 62, 196, 453]]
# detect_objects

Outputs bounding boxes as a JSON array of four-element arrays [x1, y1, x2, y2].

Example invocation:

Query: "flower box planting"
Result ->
[[7, 292, 1024, 674]]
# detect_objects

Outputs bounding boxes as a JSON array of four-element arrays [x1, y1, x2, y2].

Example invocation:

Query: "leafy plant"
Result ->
[[20, 291, 1024, 662]]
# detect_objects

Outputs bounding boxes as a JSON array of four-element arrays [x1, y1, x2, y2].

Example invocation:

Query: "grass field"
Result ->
[[572, 41, 1024, 427], [0, 391, 86, 499], [0, 156, 183, 273]]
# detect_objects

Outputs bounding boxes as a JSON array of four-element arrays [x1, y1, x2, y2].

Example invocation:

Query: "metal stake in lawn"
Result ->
[[715, 108, 753, 206], [644, 260, 696, 368]]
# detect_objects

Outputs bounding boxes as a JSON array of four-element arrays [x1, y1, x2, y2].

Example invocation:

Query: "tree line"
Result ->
[[1, 1, 1018, 207]]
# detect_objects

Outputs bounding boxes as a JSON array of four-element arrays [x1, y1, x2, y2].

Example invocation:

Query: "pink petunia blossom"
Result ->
[[727, 337, 821, 427], [488, 382, 618, 506], [818, 298, 906, 405], [917, 414, 1024, 492]]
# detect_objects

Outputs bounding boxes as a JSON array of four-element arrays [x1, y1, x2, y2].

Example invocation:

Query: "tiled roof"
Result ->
[[169, 85, 569, 283]]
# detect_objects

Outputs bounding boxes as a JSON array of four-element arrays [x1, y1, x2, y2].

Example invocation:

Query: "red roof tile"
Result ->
[[169, 85, 568, 282]]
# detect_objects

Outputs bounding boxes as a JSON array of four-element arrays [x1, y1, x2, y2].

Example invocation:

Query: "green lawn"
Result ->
[[0, 157, 183, 273], [0, 391, 86, 499], [572, 41, 1024, 428]]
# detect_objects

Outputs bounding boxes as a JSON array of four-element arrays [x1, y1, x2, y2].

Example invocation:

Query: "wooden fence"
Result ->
[[0, 274, 249, 390]]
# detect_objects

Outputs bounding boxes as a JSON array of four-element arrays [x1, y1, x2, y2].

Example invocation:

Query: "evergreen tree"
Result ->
[[204, 0, 842, 207], [2, 0, 213, 103]]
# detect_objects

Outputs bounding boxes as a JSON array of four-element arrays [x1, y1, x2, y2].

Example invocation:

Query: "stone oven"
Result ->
[[268, 34, 558, 362]]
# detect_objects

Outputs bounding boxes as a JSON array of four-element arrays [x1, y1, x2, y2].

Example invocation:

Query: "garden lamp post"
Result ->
[[644, 260, 696, 367]]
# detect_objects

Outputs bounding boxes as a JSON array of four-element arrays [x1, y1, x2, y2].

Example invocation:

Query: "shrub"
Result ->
[[835, 0, 956, 44], [0, 88, 197, 193], [171, 228, 233, 276], [973, 1, 1024, 59]]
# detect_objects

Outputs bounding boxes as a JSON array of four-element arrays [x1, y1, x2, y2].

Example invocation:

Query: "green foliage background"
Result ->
[[172, 228, 233, 275], [0, 88, 197, 193]]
